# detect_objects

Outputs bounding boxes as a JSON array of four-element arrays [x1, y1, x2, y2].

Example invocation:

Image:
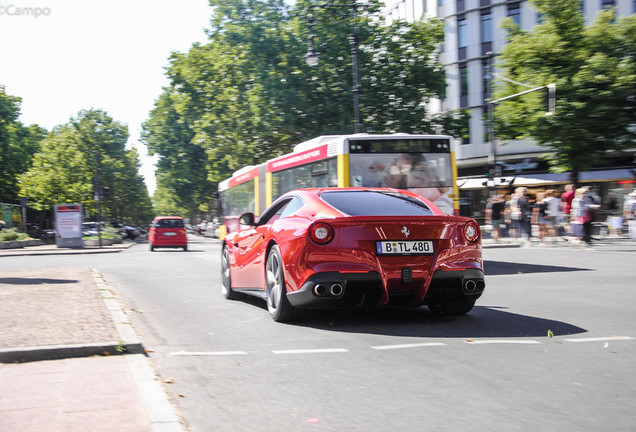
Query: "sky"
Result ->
[[0, 0, 213, 194]]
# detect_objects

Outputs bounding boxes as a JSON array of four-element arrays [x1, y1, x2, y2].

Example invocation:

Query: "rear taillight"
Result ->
[[464, 221, 480, 242], [309, 222, 334, 245]]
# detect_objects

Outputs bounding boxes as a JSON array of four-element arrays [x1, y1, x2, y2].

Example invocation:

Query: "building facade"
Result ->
[[385, 0, 636, 220]]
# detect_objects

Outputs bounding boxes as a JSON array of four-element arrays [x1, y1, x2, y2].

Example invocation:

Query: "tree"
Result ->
[[0, 85, 46, 203], [20, 109, 153, 224], [143, 0, 467, 214], [494, 0, 636, 184]]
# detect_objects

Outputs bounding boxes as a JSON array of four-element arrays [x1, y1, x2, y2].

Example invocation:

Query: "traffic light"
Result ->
[[545, 83, 556, 115]]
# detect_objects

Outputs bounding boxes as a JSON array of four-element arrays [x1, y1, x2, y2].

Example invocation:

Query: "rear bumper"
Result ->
[[150, 238, 187, 247], [286, 268, 485, 309]]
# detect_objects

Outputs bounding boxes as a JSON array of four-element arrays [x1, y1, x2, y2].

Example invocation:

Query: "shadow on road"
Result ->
[[291, 305, 586, 339], [485, 260, 592, 275], [0, 277, 79, 285]]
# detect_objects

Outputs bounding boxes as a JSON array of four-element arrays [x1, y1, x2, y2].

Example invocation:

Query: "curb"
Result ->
[[95, 269, 185, 432], [0, 268, 185, 432], [0, 241, 136, 257], [0, 269, 143, 364]]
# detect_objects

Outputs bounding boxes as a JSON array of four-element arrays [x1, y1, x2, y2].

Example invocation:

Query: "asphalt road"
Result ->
[[2, 235, 635, 431]]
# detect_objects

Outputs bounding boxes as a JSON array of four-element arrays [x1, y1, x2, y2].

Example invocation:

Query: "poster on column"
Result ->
[[54, 204, 83, 248]]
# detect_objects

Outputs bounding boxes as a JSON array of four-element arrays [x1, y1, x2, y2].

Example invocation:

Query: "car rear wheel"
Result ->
[[266, 245, 294, 322], [221, 246, 238, 300], [428, 299, 475, 315]]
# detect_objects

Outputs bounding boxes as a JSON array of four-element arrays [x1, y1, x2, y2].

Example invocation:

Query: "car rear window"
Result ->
[[155, 219, 184, 228], [321, 191, 434, 216]]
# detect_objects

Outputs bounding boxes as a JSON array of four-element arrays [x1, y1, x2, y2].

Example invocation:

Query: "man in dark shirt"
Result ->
[[486, 194, 506, 242]]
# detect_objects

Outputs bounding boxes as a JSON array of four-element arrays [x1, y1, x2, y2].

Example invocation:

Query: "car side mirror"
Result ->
[[239, 212, 255, 227]]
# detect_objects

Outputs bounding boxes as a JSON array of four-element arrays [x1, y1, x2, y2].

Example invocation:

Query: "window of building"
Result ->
[[480, 0, 490, 6], [508, 2, 521, 26], [457, 15, 467, 60], [482, 58, 491, 102], [460, 64, 468, 95], [460, 63, 469, 107], [601, 0, 615, 9], [457, 16, 467, 47], [481, 10, 492, 43], [457, 0, 465, 12]]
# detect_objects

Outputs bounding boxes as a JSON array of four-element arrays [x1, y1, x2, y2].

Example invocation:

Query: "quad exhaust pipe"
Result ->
[[313, 283, 344, 297]]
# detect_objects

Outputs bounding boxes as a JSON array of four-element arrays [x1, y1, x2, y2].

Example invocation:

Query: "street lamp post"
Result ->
[[305, 2, 363, 133], [486, 51, 497, 195]]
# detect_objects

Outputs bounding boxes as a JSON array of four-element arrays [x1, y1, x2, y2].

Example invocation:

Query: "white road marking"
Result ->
[[170, 351, 248, 356], [371, 342, 446, 350], [563, 336, 634, 343], [464, 339, 542, 345], [272, 348, 349, 355]]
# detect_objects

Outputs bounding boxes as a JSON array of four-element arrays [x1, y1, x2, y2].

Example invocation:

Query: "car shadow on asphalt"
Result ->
[[292, 305, 586, 339], [484, 260, 593, 275]]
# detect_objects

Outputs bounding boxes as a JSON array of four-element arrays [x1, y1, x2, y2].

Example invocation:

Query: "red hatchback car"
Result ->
[[222, 188, 484, 322], [148, 216, 188, 251]]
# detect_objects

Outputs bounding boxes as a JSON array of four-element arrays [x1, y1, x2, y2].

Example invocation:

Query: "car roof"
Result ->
[[153, 216, 183, 220]]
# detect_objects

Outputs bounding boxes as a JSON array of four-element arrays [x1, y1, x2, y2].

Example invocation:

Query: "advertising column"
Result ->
[[54, 204, 83, 248]]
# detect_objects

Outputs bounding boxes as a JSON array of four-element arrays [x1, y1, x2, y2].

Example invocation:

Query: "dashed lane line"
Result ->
[[562, 336, 634, 343], [170, 351, 249, 356], [372, 342, 447, 350], [168, 336, 634, 357], [464, 339, 542, 345], [272, 348, 349, 354]]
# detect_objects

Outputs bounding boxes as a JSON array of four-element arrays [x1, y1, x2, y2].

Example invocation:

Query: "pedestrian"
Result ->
[[510, 187, 531, 243], [532, 192, 549, 246], [543, 189, 561, 241], [485, 194, 505, 243], [623, 191, 636, 221], [561, 184, 575, 227], [504, 193, 515, 239], [624, 191, 636, 240], [572, 187, 598, 247]]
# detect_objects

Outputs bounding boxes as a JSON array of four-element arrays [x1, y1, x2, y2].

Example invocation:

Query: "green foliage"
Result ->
[[495, 0, 636, 182], [143, 0, 466, 214], [100, 226, 121, 239], [0, 228, 29, 241], [0, 85, 47, 203], [19, 109, 153, 225]]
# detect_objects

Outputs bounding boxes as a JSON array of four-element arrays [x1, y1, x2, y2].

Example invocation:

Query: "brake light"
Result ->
[[309, 222, 334, 245], [464, 221, 480, 242]]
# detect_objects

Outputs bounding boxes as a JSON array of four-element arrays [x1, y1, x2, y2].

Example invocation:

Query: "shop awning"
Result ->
[[458, 169, 635, 190], [458, 177, 515, 189]]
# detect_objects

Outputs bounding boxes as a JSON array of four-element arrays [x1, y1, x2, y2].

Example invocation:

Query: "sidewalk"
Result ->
[[0, 267, 184, 432]]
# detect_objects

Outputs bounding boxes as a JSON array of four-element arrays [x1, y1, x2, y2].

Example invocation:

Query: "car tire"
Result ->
[[428, 299, 475, 316], [150, 243, 154, 251], [221, 245, 238, 300], [266, 245, 294, 322], [183, 245, 188, 251]]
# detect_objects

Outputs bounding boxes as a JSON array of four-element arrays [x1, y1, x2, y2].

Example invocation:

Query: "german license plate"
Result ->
[[163, 232, 177, 236], [376, 240, 433, 255]]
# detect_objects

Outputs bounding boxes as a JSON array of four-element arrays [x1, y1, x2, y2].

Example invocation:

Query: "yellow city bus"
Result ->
[[218, 134, 460, 238]]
